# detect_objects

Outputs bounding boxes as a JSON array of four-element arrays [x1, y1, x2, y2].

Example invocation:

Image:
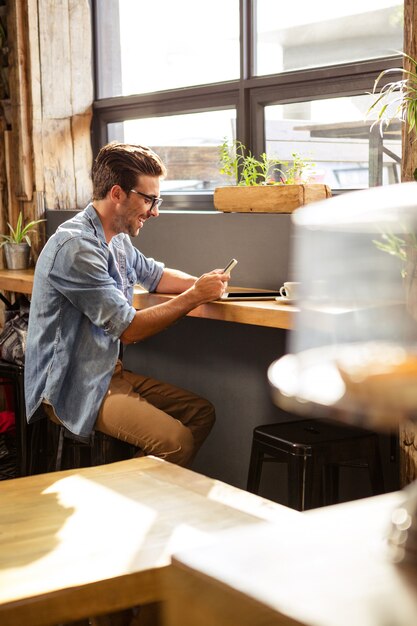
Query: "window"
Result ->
[[95, 0, 240, 98], [108, 110, 236, 192], [265, 95, 401, 190], [93, 0, 404, 205], [255, 1, 403, 75]]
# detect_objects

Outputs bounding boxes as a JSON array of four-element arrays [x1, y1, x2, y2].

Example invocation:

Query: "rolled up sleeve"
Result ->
[[49, 237, 136, 340]]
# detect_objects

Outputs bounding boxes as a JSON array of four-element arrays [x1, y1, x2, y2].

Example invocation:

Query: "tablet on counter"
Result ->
[[221, 291, 282, 301]]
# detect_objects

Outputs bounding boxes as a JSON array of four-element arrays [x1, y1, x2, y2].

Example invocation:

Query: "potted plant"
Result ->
[[214, 139, 331, 213], [368, 52, 417, 309], [367, 51, 417, 181], [0, 212, 45, 270]]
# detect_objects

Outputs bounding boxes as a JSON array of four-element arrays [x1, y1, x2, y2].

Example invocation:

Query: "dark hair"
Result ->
[[91, 142, 167, 200]]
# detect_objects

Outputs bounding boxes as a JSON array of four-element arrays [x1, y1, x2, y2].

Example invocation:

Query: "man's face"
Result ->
[[114, 175, 161, 237]]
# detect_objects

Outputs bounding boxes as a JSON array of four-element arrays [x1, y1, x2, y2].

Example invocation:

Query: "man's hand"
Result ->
[[120, 269, 229, 345], [189, 270, 228, 305]]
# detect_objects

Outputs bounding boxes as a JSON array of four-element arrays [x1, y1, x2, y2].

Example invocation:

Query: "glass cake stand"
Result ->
[[268, 341, 417, 566]]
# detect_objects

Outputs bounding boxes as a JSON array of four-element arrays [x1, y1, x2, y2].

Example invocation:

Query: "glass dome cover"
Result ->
[[268, 182, 417, 566], [269, 182, 417, 430]]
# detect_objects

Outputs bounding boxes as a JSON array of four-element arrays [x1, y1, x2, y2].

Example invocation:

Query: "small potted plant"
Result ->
[[214, 139, 331, 213], [367, 52, 417, 134], [0, 212, 45, 270], [367, 51, 417, 181]]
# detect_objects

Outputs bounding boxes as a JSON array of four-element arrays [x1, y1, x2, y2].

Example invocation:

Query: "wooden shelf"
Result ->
[[0, 268, 35, 294]]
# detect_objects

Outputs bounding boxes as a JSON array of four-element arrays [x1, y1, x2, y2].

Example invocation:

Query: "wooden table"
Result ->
[[0, 456, 298, 626], [165, 491, 417, 626], [0, 268, 296, 329]]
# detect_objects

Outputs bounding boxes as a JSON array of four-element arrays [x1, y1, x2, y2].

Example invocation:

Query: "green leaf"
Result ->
[[2, 212, 45, 244]]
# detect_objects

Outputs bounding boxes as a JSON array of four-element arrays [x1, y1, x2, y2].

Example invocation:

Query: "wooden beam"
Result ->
[[401, 0, 417, 182], [7, 0, 33, 202], [400, 0, 417, 487], [34, 0, 92, 209]]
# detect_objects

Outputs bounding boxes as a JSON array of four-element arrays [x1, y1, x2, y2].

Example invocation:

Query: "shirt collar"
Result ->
[[84, 203, 107, 244]]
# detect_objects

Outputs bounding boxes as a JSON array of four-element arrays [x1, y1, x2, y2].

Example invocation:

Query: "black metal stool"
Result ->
[[247, 418, 385, 511], [0, 359, 46, 476], [0, 360, 26, 475], [0, 360, 46, 476], [49, 421, 137, 471]]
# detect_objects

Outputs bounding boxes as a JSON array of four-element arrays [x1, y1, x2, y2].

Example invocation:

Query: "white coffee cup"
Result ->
[[279, 281, 300, 300]]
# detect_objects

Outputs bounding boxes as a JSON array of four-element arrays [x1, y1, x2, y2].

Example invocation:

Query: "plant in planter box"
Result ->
[[215, 139, 330, 213], [0, 212, 45, 270], [219, 139, 316, 186]]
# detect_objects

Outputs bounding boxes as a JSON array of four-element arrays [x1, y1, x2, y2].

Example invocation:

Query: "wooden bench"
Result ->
[[0, 455, 298, 626]]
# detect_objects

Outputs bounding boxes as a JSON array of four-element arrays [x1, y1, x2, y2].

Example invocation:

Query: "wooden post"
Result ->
[[0, 117, 7, 270], [7, 0, 33, 204], [5, 0, 37, 262], [401, 0, 417, 183], [35, 0, 93, 210], [1, 0, 94, 260], [399, 0, 417, 487], [4, 0, 93, 246]]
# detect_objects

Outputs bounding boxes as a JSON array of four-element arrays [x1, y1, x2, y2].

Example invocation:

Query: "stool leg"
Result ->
[[15, 371, 27, 476], [367, 440, 385, 495], [91, 433, 103, 467], [246, 443, 264, 494], [288, 454, 309, 511], [324, 464, 340, 505], [27, 420, 48, 475], [96, 432, 110, 466], [73, 441, 82, 468], [55, 427, 65, 471], [288, 454, 321, 511]]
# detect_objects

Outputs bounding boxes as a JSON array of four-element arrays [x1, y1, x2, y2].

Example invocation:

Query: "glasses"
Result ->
[[130, 189, 163, 212]]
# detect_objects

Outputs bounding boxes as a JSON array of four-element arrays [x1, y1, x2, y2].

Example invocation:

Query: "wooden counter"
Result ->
[[133, 290, 295, 330], [0, 268, 295, 330], [0, 268, 35, 294], [0, 456, 298, 626]]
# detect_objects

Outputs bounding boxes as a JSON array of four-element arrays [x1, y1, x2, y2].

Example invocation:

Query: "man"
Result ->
[[25, 142, 229, 467]]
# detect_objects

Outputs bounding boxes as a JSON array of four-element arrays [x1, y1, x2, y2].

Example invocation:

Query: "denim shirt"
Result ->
[[24, 204, 164, 438]]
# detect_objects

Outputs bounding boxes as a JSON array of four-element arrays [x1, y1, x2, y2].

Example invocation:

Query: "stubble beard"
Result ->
[[110, 214, 139, 237]]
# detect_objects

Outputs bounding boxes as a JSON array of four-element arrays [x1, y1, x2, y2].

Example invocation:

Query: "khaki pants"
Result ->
[[93, 361, 215, 467]]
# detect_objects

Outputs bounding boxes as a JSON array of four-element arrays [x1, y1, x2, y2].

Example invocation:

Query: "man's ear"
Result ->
[[109, 185, 125, 203]]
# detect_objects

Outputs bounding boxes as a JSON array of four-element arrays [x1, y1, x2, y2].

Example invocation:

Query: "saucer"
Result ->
[[275, 296, 296, 305]]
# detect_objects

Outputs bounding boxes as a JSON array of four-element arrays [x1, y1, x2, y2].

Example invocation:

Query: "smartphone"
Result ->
[[223, 258, 238, 274]]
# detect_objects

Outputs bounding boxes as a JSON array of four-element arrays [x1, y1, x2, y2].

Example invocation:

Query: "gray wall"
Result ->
[[47, 209, 295, 289], [131, 211, 294, 290]]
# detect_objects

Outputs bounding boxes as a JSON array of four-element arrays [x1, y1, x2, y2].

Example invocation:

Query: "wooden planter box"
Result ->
[[213, 184, 332, 213]]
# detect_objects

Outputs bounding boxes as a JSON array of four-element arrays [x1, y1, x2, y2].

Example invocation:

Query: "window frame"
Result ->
[[91, 0, 403, 205]]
